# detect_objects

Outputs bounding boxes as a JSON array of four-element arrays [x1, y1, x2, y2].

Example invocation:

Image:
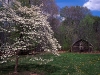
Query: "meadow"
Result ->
[[0, 53, 100, 75]]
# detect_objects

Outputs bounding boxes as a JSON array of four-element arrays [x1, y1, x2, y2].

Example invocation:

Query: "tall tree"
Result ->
[[60, 6, 91, 40], [60, 6, 91, 31], [58, 6, 91, 50], [92, 16, 100, 50], [0, 1, 61, 73], [78, 15, 95, 41], [60, 6, 91, 21]]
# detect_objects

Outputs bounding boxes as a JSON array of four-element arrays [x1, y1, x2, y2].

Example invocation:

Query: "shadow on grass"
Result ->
[[0, 63, 60, 75]]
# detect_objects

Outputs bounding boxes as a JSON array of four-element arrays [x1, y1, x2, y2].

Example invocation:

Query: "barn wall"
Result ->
[[71, 40, 93, 52]]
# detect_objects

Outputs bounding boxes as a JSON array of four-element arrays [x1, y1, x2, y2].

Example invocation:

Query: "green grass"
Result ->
[[0, 53, 100, 75]]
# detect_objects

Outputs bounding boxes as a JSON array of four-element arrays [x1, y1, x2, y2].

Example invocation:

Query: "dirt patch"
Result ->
[[58, 50, 100, 54], [58, 50, 67, 53]]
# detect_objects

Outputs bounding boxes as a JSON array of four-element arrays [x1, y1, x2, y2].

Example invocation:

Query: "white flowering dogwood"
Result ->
[[0, 1, 61, 64]]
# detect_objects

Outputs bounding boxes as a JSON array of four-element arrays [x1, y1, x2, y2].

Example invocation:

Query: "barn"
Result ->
[[71, 39, 93, 52]]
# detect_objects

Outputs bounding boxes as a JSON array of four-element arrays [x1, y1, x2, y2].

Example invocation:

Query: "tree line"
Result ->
[[0, 0, 100, 52], [58, 6, 100, 51]]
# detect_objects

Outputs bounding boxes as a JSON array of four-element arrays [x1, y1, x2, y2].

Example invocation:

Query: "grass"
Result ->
[[0, 53, 100, 75]]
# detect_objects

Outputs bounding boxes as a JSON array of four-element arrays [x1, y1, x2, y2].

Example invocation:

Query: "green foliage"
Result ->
[[56, 25, 71, 50], [79, 15, 100, 50], [78, 15, 95, 39], [59, 6, 92, 50], [18, 0, 31, 7], [59, 8, 100, 51]]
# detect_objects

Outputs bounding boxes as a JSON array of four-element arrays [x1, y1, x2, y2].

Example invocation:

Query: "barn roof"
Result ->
[[72, 39, 93, 46]]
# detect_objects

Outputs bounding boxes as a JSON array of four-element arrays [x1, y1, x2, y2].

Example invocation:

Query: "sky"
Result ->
[[55, 0, 100, 16]]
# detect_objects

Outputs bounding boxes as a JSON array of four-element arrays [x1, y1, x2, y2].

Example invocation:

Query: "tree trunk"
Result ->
[[14, 55, 19, 74]]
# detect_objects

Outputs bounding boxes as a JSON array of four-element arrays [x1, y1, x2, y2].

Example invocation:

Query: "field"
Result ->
[[0, 53, 100, 75]]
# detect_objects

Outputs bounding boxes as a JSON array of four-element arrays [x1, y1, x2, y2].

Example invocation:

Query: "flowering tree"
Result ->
[[0, 1, 61, 73]]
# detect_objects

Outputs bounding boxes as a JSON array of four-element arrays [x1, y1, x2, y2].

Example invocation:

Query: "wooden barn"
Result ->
[[71, 39, 93, 52]]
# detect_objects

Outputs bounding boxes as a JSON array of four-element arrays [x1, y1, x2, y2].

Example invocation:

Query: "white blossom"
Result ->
[[0, 1, 61, 63]]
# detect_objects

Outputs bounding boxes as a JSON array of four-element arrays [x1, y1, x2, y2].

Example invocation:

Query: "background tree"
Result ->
[[77, 15, 100, 51], [78, 15, 95, 45], [92, 16, 100, 50], [58, 6, 91, 50], [60, 6, 91, 21]]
